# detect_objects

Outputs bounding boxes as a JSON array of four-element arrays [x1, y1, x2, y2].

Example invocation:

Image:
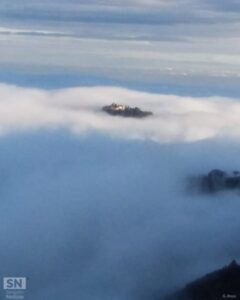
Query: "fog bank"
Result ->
[[0, 132, 240, 299]]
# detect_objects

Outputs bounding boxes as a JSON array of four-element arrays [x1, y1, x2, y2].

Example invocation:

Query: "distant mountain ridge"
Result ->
[[189, 169, 240, 194], [165, 260, 240, 300], [102, 103, 153, 118]]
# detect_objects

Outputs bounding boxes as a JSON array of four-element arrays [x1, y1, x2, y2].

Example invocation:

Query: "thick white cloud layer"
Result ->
[[0, 83, 240, 143]]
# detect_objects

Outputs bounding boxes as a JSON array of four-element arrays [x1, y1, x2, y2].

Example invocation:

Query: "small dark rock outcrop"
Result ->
[[190, 169, 240, 193], [166, 260, 240, 300], [102, 103, 153, 118]]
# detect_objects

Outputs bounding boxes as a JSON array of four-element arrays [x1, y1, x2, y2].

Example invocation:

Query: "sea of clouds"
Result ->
[[0, 84, 240, 299], [0, 0, 240, 299]]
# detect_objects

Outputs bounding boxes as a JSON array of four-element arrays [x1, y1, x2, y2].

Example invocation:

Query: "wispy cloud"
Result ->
[[0, 26, 70, 38], [0, 1, 240, 90]]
